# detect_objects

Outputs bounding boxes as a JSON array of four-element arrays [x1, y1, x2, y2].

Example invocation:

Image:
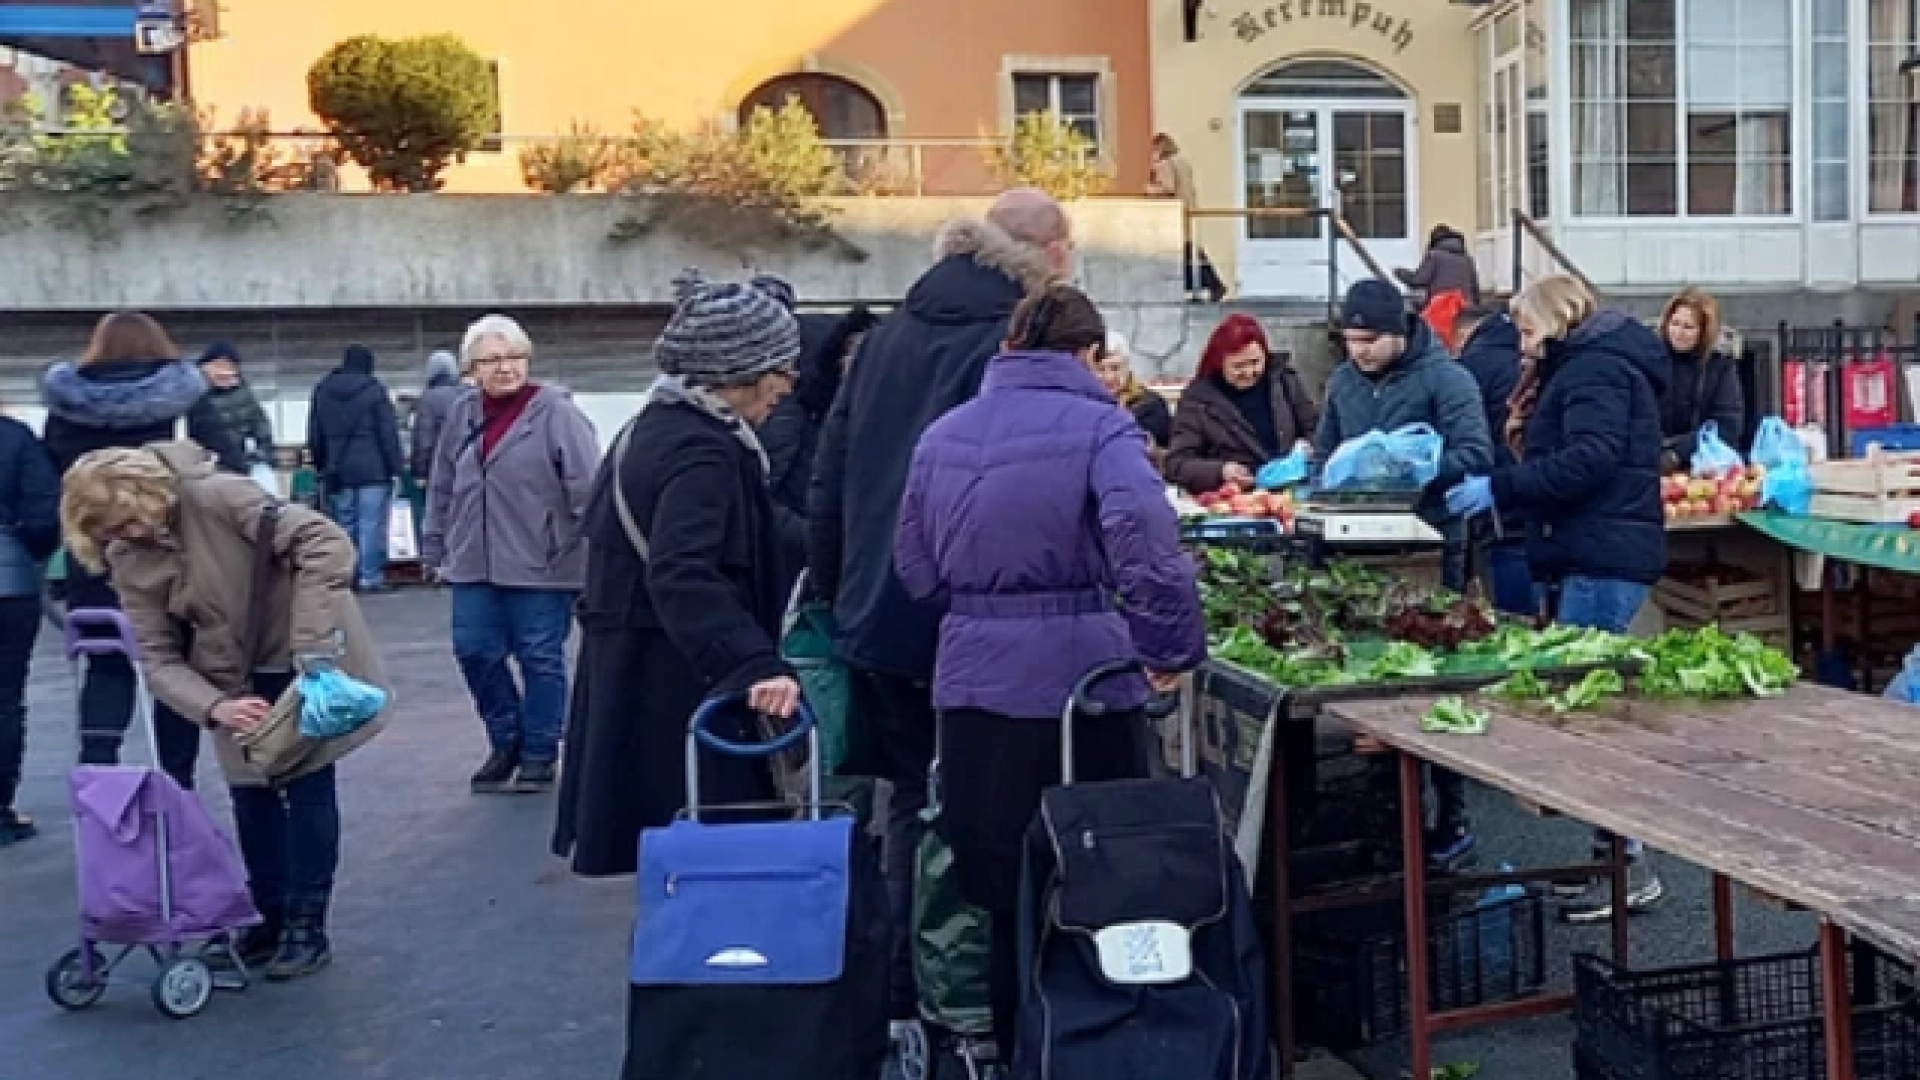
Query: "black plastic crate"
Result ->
[[1294, 892, 1547, 1050], [1573, 948, 1920, 1080]]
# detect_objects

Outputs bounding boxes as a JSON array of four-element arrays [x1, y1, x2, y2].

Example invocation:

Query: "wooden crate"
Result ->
[[1661, 609, 1791, 649], [1655, 570, 1778, 624], [1809, 448, 1920, 524]]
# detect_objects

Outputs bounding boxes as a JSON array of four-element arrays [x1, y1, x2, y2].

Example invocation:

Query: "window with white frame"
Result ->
[[1011, 71, 1102, 154], [1526, 0, 1551, 220], [1569, 0, 1792, 217], [1810, 0, 1850, 221], [1867, 0, 1920, 213]]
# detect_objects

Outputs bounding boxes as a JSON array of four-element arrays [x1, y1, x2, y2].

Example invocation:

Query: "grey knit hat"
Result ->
[[654, 269, 801, 385]]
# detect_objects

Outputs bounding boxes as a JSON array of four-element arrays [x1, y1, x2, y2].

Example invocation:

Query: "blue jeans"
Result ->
[[450, 584, 575, 762], [1554, 575, 1651, 859], [328, 484, 391, 590], [1554, 575, 1649, 635], [1486, 542, 1538, 618]]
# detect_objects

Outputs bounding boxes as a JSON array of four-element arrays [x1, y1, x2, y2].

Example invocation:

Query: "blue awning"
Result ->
[[0, 5, 138, 38]]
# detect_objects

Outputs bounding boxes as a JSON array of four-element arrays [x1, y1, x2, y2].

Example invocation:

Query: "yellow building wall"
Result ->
[[1149, 0, 1480, 294], [188, 0, 1153, 193]]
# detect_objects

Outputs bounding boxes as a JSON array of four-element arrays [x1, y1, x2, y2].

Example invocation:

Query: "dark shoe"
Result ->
[[0, 808, 37, 848], [265, 904, 331, 982], [470, 748, 520, 793], [216, 918, 282, 971], [513, 759, 556, 793]]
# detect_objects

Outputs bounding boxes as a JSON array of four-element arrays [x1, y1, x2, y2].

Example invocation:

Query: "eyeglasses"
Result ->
[[471, 353, 529, 369]]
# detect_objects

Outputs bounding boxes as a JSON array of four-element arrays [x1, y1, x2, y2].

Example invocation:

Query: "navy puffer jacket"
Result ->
[[1491, 309, 1670, 586]]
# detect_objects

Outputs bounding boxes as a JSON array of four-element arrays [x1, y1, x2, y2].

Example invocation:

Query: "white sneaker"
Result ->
[[1561, 863, 1666, 924]]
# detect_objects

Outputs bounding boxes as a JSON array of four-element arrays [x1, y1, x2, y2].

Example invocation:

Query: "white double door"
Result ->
[[1235, 100, 1419, 299]]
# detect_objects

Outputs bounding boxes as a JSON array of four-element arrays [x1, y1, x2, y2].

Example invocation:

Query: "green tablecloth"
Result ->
[[1738, 510, 1920, 576]]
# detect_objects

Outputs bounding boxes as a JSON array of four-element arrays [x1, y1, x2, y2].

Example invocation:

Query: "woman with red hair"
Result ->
[[1165, 314, 1319, 494]]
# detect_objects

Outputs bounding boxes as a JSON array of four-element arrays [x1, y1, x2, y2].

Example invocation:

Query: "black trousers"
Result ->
[[0, 596, 39, 811], [68, 566, 201, 788], [939, 706, 1147, 1060], [849, 669, 938, 1020]]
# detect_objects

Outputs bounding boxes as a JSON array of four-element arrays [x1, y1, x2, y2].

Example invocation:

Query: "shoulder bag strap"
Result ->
[[607, 417, 650, 561], [243, 502, 284, 669]]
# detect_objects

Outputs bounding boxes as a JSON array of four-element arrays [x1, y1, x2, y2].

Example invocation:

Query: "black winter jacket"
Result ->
[[1660, 348, 1745, 465], [0, 416, 60, 598], [809, 218, 1049, 678], [1491, 310, 1670, 586], [186, 382, 275, 474], [761, 307, 876, 518], [577, 393, 790, 692], [1455, 314, 1525, 537], [307, 369, 402, 488], [41, 356, 207, 610]]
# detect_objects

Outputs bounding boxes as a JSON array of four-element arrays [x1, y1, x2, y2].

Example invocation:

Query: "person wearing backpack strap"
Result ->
[[553, 271, 802, 879], [60, 441, 387, 979]]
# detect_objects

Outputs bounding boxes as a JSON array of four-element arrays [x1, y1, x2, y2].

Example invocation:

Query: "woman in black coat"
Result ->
[[41, 311, 208, 788], [1656, 287, 1745, 470], [553, 273, 804, 878]]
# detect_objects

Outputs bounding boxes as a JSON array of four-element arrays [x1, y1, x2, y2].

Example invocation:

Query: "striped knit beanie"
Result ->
[[654, 269, 801, 386]]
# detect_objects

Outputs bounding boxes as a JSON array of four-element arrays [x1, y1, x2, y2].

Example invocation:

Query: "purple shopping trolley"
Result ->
[[44, 609, 261, 1019]]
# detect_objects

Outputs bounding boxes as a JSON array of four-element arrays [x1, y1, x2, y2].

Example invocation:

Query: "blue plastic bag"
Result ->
[[1689, 421, 1745, 477], [1321, 424, 1444, 491], [1256, 445, 1310, 490], [298, 667, 387, 739], [1883, 646, 1920, 706], [1750, 416, 1813, 515]]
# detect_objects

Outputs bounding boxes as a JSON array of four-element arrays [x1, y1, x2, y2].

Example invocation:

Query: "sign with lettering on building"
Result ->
[[1230, 1, 1415, 54]]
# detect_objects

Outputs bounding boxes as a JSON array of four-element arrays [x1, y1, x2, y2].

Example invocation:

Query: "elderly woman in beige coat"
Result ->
[[61, 441, 386, 981]]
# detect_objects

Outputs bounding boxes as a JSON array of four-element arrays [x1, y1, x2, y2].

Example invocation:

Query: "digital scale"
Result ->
[[1292, 488, 1445, 557]]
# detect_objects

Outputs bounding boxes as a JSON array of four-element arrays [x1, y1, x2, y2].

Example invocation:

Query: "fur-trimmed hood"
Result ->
[[42, 358, 207, 431], [903, 217, 1058, 330], [930, 217, 1059, 293]]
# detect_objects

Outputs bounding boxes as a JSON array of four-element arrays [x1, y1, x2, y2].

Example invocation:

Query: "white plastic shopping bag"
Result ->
[[387, 500, 419, 563]]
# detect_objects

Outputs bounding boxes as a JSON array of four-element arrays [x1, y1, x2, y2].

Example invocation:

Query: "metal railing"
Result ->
[[14, 126, 1061, 196], [1509, 208, 1599, 298], [1185, 205, 1393, 324]]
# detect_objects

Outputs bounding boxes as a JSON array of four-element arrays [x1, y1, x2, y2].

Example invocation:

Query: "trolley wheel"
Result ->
[[152, 957, 213, 1019], [46, 947, 108, 1010]]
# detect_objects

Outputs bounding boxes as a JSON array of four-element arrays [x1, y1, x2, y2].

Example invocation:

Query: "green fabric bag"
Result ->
[[780, 594, 858, 775], [913, 797, 994, 1036]]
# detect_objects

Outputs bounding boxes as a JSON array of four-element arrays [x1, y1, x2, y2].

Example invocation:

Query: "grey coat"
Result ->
[[410, 377, 462, 482], [421, 386, 601, 591]]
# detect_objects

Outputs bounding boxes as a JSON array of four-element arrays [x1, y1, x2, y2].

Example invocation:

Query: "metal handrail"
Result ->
[[1509, 208, 1599, 298], [1184, 205, 1393, 325]]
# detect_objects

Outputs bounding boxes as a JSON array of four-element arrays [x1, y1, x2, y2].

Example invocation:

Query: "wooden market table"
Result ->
[[1319, 685, 1920, 1080]]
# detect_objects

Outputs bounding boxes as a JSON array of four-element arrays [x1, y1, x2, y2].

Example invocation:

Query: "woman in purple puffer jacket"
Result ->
[[894, 283, 1207, 1056]]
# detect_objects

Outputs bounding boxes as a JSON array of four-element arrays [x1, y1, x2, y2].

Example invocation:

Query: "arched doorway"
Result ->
[[1235, 59, 1418, 298], [739, 73, 887, 141]]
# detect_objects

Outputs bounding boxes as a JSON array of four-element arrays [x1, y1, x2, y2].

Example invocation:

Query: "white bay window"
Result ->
[[1868, 0, 1920, 213], [1570, 0, 1794, 218]]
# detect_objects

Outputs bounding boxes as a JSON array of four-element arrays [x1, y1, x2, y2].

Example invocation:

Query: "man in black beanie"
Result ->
[[307, 344, 404, 592], [187, 341, 276, 476], [1316, 277, 1493, 867]]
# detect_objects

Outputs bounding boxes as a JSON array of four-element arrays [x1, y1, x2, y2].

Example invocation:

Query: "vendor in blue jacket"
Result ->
[[1316, 278, 1495, 590], [1317, 278, 1492, 868]]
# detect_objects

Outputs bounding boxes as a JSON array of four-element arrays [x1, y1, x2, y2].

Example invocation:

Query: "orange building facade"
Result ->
[[185, 0, 1154, 194]]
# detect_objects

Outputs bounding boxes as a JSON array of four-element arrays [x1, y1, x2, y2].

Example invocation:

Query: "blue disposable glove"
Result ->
[[1445, 475, 1495, 519]]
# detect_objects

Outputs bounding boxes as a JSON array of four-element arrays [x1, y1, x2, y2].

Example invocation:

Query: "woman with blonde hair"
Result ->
[[1445, 274, 1669, 923], [1093, 331, 1173, 453], [61, 441, 386, 979], [1656, 286, 1745, 470], [42, 311, 208, 788]]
